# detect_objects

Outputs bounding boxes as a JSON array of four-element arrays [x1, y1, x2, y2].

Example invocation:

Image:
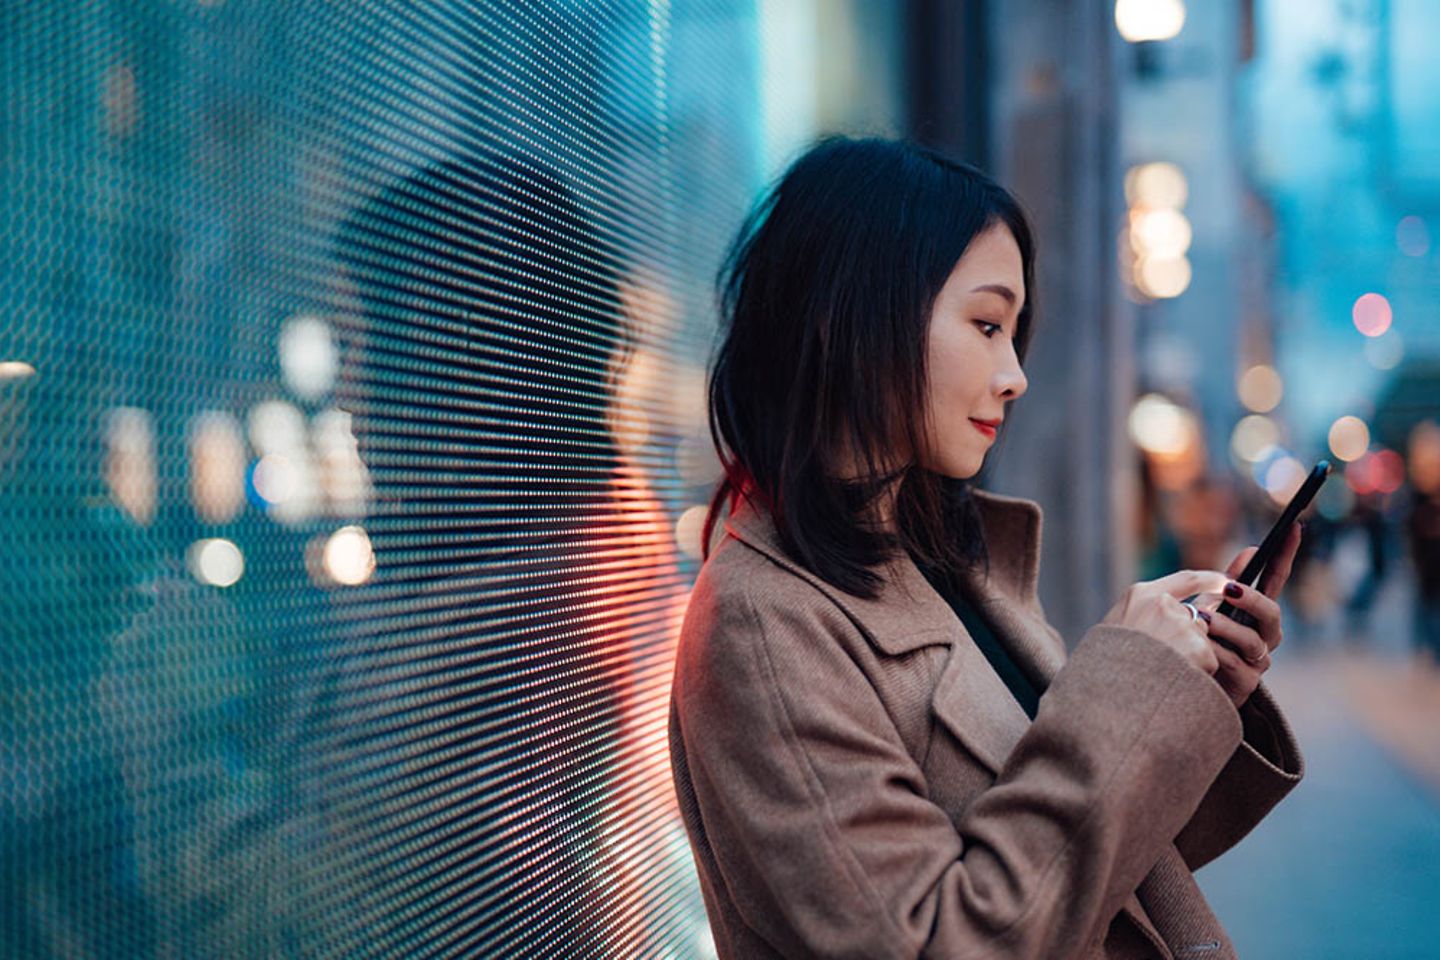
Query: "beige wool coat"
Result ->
[[668, 488, 1305, 959]]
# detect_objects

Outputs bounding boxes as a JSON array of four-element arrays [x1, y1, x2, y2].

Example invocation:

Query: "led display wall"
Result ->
[[0, 1, 780, 955]]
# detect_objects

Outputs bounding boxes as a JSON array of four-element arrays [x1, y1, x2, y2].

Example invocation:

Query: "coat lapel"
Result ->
[[929, 569, 1064, 776], [922, 490, 1067, 777], [722, 487, 1064, 778]]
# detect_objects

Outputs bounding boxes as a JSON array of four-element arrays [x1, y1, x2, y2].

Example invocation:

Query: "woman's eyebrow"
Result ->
[[970, 283, 1018, 306]]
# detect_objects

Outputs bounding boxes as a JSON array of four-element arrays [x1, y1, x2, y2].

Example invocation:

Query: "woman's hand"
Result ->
[[1191, 523, 1303, 709], [1101, 569, 1233, 678]]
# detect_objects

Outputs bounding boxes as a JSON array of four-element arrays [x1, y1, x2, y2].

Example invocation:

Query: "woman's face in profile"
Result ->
[[920, 221, 1029, 480]]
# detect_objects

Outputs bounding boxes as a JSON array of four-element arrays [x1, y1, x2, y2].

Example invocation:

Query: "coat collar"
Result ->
[[721, 486, 1068, 770]]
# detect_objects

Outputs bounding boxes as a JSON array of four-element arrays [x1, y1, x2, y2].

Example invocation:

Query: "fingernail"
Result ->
[[1224, 582, 1243, 599]]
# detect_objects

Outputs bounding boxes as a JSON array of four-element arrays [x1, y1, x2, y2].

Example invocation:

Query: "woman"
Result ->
[[667, 137, 1304, 960]]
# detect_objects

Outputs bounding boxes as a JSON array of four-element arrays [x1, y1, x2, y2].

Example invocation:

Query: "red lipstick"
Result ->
[[970, 418, 999, 439]]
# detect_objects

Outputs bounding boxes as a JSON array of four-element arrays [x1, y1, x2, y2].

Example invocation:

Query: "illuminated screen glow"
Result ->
[[0, 1, 769, 955]]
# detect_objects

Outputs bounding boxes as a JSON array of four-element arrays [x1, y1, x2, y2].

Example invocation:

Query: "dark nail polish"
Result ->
[[1224, 582, 1243, 599]]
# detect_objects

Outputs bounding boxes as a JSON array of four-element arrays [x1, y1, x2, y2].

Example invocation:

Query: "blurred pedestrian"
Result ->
[[1344, 491, 1391, 639], [1405, 488, 1440, 670]]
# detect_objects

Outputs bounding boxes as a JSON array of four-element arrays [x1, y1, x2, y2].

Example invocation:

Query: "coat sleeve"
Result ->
[[673, 580, 1245, 960], [1171, 679, 1305, 872]]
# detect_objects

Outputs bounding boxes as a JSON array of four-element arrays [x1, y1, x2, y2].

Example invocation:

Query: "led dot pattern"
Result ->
[[0, 2, 764, 956]]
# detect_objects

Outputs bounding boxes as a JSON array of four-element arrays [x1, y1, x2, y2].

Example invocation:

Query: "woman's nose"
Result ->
[[997, 359, 1028, 400]]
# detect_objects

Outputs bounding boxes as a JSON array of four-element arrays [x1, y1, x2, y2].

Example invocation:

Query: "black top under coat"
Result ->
[[908, 477, 1043, 721]]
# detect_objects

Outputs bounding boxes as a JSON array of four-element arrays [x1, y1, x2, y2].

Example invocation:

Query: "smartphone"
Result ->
[[1220, 459, 1330, 626], [1199, 459, 1330, 655]]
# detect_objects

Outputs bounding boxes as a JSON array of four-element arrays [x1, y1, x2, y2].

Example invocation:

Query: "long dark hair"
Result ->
[[703, 136, 1038, 599]]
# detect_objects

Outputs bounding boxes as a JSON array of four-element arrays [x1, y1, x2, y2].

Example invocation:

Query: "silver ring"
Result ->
[[1180, 600, 1202, 624]]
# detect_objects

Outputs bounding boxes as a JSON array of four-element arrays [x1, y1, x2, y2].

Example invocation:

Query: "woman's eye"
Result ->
[[975, 320, 1003, 339]]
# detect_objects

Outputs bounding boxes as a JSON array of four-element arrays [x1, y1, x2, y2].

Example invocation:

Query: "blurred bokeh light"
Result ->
[[1328, 415, 1371, 462], [1124, 161, 1189, 208], [186, 537, 245, 587], [1352, 292, 1394, 338], [321, 525, 376, 586], [1395, 215, 1430, 257], [0, 360, 37, 382], [1115, 0, 1187, 43], [1231, 413, 1282, 463], [1237, 364, 1284, 413], [188, 411, 248, 525]]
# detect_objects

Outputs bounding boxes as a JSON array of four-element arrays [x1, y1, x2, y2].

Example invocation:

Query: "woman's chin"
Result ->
[[928, 459, 981, 481]]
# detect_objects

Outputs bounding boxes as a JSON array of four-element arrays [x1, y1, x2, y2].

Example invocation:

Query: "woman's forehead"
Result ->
[[945, 236, 1025, 306], [960, 225, 1023, 274]]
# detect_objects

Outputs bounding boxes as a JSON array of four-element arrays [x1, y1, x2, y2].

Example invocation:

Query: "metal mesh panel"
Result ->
[[0, 1, 763, 955]]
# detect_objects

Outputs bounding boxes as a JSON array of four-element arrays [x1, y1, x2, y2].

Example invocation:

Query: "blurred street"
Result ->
[[1196, 563, 1440, 959]]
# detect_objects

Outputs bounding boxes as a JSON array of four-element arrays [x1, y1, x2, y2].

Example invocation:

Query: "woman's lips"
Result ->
[[970, 419, 998, 439]]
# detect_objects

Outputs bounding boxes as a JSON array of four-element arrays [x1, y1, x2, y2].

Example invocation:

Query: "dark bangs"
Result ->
[[702, 136, 1038, 600]]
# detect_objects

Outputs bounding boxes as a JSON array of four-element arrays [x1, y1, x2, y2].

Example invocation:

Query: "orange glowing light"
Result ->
[[1409, 420, 1440, 494], [1125, 162, 1188, 209], [596, 467, 690, 943], [1237, 365, 1283, 413], [1327, 415, 1370, 462]]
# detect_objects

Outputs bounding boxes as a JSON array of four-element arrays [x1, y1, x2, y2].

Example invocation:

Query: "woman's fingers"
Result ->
[[1185, 524, 1302, 675], [1259, 522, 1304, 598], [1205, 607, 1269, 662], [1210, 637, 1266, 707], [1152, 568, 1230, 601], [1224, 577, 1283, 646]]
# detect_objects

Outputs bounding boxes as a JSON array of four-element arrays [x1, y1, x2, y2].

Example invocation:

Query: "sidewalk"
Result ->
[[1339, 651, 1440, 798], [1193, 649, 1440, 960]]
